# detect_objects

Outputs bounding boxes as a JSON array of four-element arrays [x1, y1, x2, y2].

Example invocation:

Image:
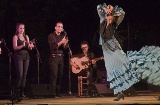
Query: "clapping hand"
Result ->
[[62, 36, 69, 46], [28, 41, 34, 50], [91, 59, 96, 65]]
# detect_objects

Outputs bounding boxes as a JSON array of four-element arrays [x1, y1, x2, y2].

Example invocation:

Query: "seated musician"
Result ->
[[70, 41, 97, 84]]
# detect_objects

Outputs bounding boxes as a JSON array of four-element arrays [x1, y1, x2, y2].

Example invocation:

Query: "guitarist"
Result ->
[[70, 41, 97, 84]]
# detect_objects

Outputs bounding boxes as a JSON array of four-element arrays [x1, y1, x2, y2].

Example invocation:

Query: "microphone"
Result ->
[[0, 38, 4, 42], [0, 38, 3, 44], [32, 38, 37, 42], [30, 38, 37, 44], [62, 30, 67, 35], [1, 38, 6, 45]]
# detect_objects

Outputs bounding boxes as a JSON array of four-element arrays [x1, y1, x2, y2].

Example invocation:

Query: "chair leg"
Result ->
[[78, 76, 82, 96], [78, 76, 80, 96], [78, 76, 89, 96], [80, 76, 82, 96]]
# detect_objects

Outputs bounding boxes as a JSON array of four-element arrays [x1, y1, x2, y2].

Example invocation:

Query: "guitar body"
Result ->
[[71, 56, 103, 74], [71, 56, 89, 74]]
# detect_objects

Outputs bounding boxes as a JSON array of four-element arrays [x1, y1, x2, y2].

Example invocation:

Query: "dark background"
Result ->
[[0, 0, 160, 95]]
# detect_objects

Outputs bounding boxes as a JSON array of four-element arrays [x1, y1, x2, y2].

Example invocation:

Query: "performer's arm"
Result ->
[[97, 4, 106, 23], [113, 6, 125, 25], [25, 35, 34, 50], [48, 34, 67, 50], [48, 34, 58, 50], [97, 4, 114, 21], [13, 35, 25, 51], [58, 36, 67, 47], [63, 36, 69, 49], [91, 53, 97, 68], [70, 60, 80, 70]]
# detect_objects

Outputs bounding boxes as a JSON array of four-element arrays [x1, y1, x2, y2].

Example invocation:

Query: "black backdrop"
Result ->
[[0, 0, 160, 94]]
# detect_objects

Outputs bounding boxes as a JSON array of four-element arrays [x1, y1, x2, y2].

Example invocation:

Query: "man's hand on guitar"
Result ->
[[91, 59, 96, 65], [91, 56, 103, 64], [70, 60, 80, 70], [100, 56, 104, 60]]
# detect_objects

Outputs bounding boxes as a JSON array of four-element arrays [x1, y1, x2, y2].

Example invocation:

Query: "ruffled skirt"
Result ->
[[103, 45, 160, 95]]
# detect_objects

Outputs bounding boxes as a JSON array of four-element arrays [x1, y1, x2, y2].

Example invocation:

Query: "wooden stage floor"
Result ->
[[0, 92, 160, 105]]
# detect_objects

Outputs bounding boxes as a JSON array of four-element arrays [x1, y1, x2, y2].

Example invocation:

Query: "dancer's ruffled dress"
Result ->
[[97, 4, 160, 95]]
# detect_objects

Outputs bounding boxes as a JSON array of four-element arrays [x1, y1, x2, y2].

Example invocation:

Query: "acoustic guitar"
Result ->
[[71, 56, 103, 74]]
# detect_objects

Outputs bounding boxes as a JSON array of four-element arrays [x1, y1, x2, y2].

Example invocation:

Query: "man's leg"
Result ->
[[56, 56, 64, 96], [49, 56, 59, 96], [21, 59, 29, 97]]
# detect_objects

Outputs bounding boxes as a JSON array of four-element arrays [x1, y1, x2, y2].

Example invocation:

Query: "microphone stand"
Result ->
[[33, 42, 42, 84], [67, 43, 72, 95], [63, 33, 73, 96], [3, 41, 14, 105]]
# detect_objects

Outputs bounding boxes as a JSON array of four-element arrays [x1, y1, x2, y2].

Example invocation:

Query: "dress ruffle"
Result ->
[[103, 45, 160, 95], [127, 46, 160, 86]]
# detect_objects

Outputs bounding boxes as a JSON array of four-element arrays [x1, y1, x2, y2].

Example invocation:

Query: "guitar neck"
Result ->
[[93, 56, 103, 62]]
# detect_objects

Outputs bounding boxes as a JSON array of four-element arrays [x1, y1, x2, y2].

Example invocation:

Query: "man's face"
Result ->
[[55, 23, 63, 33], [81, 44, 89, 53]]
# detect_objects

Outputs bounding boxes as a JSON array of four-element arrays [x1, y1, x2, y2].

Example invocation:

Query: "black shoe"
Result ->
[[21, 87, 26, 97], [55, 94, 63, 97], [155, 95, 160, 100], [21, 92, 26, 98], [21, 93, 25, 97], [11, 88, 22, 103], [13, 98, 22, 103], [13, 99, 19, 103], [113, 93, 125, 101], [11, 95, 22, 103]]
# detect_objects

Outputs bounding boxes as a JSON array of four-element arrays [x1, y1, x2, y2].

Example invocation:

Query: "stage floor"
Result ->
[[0, 92, 160, 105]]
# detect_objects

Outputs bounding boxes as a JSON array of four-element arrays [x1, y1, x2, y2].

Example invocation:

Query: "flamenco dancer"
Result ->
[[97, 3, 160, 101]]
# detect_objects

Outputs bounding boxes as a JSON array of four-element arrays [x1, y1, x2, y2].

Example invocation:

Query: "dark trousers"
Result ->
[[49, 55, 64, 95], [14, 58, 29, 89]]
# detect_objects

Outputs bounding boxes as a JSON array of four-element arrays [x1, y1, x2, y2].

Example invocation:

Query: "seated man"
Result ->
[[70, 41, 97, 84]]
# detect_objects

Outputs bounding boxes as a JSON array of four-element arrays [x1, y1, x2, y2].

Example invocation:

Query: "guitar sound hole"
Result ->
[[81, 61, 89, 66]]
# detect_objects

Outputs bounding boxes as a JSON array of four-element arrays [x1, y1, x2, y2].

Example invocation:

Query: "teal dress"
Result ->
[[97, 4, 160, 95]]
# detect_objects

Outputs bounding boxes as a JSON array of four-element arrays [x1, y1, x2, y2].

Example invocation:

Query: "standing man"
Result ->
[[48, 21, 68, 97]]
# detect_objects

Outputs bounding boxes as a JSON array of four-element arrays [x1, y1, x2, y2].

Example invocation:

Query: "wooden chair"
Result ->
[[78, 71, 90, 96]]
